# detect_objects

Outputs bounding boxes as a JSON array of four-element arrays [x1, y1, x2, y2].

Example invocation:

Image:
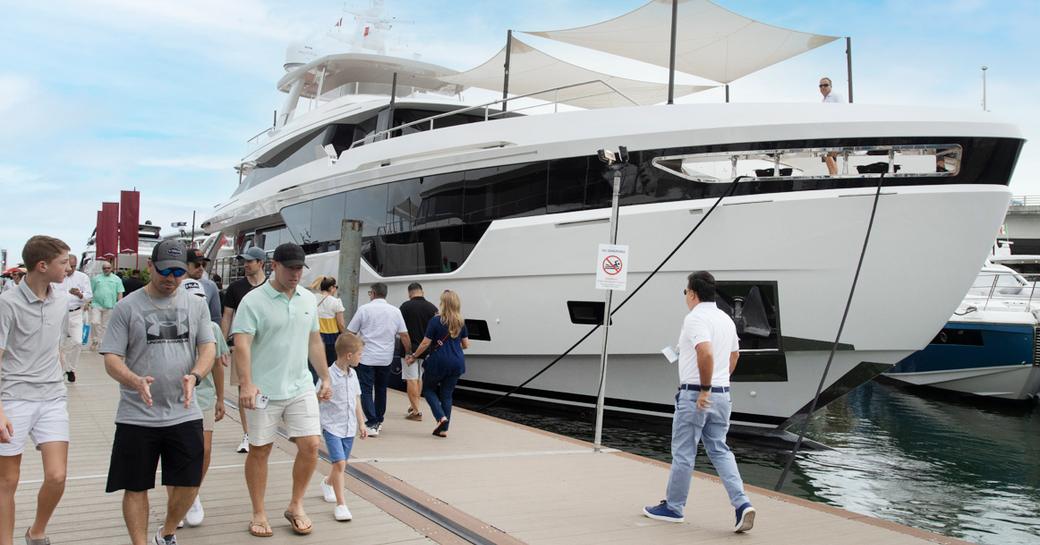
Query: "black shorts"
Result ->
[[106, 420, 204, 493]]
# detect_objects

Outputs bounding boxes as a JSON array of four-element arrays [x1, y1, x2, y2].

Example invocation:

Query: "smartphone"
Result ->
[[254, 393, 269, 409]]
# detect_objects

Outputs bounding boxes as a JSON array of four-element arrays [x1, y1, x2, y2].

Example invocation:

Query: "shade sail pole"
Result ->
[[725, 84, 730, 103], [846, 37, 854, 103], [667, 0, 678, 104], [503, 29, 513, 112]]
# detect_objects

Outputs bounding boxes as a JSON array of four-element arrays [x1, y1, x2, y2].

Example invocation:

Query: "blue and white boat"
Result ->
[[886, 263, 1040, 401]]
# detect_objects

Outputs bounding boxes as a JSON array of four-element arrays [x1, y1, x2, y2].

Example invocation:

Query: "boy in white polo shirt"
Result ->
[[0, 235, 72, 545], [318, 333, 367, 521]]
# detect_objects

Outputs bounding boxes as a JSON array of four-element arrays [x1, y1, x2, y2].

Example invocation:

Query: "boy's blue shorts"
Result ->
[[322, 429, 355, 463]]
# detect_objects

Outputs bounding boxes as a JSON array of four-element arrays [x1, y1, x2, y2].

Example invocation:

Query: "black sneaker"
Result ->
[[66, 371, 76, 383]]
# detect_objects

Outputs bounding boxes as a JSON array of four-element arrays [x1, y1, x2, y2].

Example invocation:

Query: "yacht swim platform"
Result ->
[[23, 352, 973, 545]]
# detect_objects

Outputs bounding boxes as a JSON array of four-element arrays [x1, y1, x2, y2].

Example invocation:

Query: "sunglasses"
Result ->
[[157, 268, 187, 278], [819, 83, 831, 88]]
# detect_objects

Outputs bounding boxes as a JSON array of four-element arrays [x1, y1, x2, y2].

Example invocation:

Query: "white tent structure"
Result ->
[[525, 0, 840, 85], [441, 38, 715, 109]]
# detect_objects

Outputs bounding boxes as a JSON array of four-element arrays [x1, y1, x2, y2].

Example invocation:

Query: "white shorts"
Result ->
[[0, 398, 70, 456], [402, 358, 424, 381], [246, 392, 320, 446], [201, 405, 215, 432]]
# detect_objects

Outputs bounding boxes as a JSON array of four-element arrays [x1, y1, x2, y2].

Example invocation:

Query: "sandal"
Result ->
[[284, 510, 313, 535], [432, 418, 449, 437], [248, 520, 273, 538]]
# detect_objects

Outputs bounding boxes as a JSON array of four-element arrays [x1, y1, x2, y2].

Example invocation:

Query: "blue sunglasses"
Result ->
[[157, 268, 187, 278]]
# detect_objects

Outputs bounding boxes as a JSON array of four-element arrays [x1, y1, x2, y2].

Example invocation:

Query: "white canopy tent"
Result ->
[[441, 38, 715, 109], [526, 0, 840, 85]]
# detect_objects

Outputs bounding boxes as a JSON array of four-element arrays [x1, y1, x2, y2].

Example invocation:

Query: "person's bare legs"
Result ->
[[825, 154, 839, 175], [123, 491, 150, 545], [329, 460, 347, 505], [405, 379, 421, 414], [239, 406, 248, 435], [161, 486, 198, 536], [27, 442, 67, 540], [0, 455, 21, 545], [288, 436, 319, 517], [245, 443, 272, 526]]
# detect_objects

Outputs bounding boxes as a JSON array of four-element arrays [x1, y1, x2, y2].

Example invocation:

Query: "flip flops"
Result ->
[[283, 510, 313, 535], [248, 520, 273, 538]]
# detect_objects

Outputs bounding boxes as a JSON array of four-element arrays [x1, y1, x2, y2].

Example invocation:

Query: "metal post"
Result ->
[[725, 84, 730, 103], [338, 219, 363, 322], [190, 211, 196, 247], [594, 165, 623, 451], [667, 0, 678, 105], [387, 72, 398, 140], [845, 37, 854, 103], [981, 66, 988, 111], [502, 30, 513, 113]]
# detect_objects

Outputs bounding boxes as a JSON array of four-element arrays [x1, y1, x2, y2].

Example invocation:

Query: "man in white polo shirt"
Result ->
[[0, 235, 72, 545], [347, 282, 410, 437], [643, 271, 755, 533], [52, 255, 92, 383]]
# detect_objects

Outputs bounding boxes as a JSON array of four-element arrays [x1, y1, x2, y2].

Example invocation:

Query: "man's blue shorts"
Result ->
[[322, 429, 355, 463]]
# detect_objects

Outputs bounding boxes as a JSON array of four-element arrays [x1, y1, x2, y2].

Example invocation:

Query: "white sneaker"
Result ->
[[334, 504, 353, 521], [153, 530, 177, 544], [176, 520, 184, 529], [185, 496, 204, 527], [237, 434, 250, 453], [320, 477, 337, 503], [366, 426, 379, 437]]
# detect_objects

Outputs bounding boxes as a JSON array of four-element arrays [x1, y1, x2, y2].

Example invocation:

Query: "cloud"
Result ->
[[138, 156, 238, 171]]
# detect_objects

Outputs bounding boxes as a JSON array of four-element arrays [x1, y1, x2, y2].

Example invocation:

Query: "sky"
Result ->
[[1, 0, 1038, 264]]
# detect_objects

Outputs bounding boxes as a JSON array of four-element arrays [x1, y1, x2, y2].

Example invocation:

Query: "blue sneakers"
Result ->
[[734, 502, 756, 533], [642, 501, 684, 523]]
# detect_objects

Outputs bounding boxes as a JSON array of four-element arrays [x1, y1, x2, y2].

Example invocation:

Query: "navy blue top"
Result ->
[[424, 317, 468, 373]]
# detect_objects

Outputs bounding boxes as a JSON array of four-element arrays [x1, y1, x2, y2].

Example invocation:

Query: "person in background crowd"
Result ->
[[347, 283, 409, 437], [405, 290, 468, 438], [398, 282, 437, 421], [101, 239, 215, 545], [184, 250, 221, 325], [89, 260, 124, 351], [221, 246, 268, 454], [642, 271, 755, 533], [0, 236, 72, 545], [232, 242, 331, 537], [318, 333, 366, 521], [310, 275, 346, 369], [121, 269, 146, 295], [52, 255, 92, 383]]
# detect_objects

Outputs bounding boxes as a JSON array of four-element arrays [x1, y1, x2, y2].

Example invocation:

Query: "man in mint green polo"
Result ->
[[89, 260, 124, 351], [232, 242, 331, 537]]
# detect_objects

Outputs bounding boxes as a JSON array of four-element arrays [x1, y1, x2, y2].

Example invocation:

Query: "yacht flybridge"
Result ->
[[203, 1, 1024, 430]]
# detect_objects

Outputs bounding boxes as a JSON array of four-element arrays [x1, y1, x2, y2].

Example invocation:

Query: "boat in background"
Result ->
[[885, 262, 1040, 401]]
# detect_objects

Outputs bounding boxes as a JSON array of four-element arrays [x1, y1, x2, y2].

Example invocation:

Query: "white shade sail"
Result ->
[[441, 39, 715, 109], [527, 0, 839, 84]]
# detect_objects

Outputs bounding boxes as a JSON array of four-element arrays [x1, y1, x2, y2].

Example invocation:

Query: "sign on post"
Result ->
[[595, 243, 629, 290]]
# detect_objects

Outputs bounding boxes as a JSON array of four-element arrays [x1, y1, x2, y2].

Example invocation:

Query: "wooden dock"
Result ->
[[12, 353, 973, 544]]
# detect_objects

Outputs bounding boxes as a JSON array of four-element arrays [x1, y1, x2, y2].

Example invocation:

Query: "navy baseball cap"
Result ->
[[151, 240, 188, 271], [237, 246, 267, 262]]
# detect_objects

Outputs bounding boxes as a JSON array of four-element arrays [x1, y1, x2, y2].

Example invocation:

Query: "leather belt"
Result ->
[[679, 384, 730, 393]]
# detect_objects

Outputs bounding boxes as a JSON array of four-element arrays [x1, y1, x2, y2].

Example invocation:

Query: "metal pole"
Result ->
[[387, 72, 398, 140], [502, 30, 513, 113], [593, 165, 623, 450], [845, 37, 854, 103], [667, 0, 678, 105], [981, 66, 988, 111], [725, 84, 730, 103], [190, 211, 196, 247], [338, 219, 363, 322]]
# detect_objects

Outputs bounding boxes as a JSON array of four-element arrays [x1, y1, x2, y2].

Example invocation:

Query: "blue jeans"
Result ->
[[665, 390, 749, 514], [422, 367, 462, 430], [356, 364, 390, 428]]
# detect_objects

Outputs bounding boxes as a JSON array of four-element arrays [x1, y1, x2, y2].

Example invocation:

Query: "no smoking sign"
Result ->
[[595, 244, 629, 290]]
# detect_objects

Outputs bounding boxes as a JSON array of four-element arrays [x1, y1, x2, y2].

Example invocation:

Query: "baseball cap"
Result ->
[[237, 246, 267, 262], [151, 240, 188, 271], [272, 242, 307, 268], [186, 249, 211, 264]]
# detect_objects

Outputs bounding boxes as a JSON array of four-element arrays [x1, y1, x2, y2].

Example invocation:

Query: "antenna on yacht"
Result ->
[[981, 66, 989, 112]]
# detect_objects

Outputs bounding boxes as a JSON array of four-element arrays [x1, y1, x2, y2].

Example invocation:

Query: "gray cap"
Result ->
[[151, 240, 188, 271], [237, 246, 267, 262]]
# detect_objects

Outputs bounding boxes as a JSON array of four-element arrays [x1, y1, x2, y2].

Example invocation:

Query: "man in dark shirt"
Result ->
[[399, 283, 438, 420], [121, 270, 146, 295], [219, 246, 268, 453]]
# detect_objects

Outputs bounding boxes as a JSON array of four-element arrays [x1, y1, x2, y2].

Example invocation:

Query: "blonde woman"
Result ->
[[404, 290, 468, 437], [310, 276, 346, 368]]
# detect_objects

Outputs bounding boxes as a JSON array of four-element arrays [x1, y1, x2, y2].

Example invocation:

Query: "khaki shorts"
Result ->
[[402, 358, 423, 381], [246, 392, 320, 446], [201, 405, 215, 432]]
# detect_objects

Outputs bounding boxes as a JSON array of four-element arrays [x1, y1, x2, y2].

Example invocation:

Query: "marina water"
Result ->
[[459, 381, 1040, 545]]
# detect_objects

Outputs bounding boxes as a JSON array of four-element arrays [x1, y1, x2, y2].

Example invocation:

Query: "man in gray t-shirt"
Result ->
[[101, 239, 215, 545]]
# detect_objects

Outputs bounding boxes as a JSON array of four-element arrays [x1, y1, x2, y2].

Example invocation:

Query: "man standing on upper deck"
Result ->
[[52, 255, 92, 383], [643, 271, 755, 533]]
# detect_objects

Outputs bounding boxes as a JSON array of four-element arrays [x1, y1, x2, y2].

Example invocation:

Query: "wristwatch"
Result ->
[[190, 372, 202, 386]]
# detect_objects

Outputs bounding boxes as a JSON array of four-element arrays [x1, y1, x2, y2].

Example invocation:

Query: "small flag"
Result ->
[[335, 17, 342, 27], [363, 24, 370, 37]]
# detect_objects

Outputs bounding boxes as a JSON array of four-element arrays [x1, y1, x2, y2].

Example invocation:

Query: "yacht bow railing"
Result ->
[[961, 271, 1040, 313]]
